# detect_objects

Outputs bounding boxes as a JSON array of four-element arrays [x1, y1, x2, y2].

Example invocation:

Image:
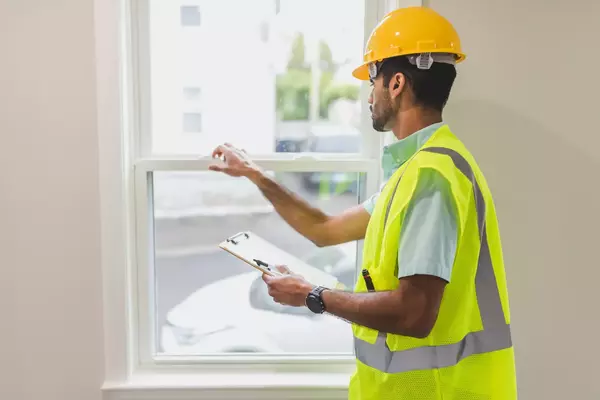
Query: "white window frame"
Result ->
[[97, 0, 422, 398]]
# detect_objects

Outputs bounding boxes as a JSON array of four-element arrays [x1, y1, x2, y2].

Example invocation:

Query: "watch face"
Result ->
[[306, 294, 324, 314]]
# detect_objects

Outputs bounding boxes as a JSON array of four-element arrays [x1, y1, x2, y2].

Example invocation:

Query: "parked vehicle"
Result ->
[[160, 243, 358, 355]]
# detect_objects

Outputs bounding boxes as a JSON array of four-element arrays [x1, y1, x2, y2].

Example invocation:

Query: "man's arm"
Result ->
[[264, 270, 447, 339], [321, 275, 446, 338], [209, 143, 370, 247], [248, 169, 370, 247]]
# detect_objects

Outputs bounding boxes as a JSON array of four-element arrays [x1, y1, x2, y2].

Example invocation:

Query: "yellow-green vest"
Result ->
[[349, 125, 517, 399]]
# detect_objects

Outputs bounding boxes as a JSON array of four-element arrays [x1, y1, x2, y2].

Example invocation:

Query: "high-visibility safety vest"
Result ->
[[349, 125, 517, 399]]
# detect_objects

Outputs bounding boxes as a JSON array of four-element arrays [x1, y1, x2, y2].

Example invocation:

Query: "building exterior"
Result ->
[[149, 0, 277, 155]]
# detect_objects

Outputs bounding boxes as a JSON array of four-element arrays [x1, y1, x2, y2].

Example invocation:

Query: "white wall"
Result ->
[[428, 0, 600, 398], [1, 0, 599, 399], [0, 1, 104, 400]]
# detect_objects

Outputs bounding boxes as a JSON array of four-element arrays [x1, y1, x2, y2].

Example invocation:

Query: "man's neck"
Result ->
[[391, 109, 443, 140]]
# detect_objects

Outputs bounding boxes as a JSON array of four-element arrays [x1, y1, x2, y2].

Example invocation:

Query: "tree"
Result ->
[[319, 41, 334, 73], [276, 34, 358, 121], [287, 33, 307, 70]]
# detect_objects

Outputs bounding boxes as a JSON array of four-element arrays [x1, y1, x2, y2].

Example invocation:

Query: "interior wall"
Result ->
[[0, 0, 599, 399], [425, 0, 600, 398], [0, 1, 104, 400]]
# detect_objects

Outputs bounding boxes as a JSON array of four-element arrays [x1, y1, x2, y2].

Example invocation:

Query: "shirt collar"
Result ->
[[383, 122, 444, 168]]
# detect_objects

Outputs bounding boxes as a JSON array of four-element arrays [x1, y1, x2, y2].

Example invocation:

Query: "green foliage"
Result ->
[[276, 33, 357, 121], [276, 68, 359, 121], [320, 84, 359, 118], [276, 68, 311, 121], [319, 41, 334, 73], [287, 33, 334, 72], [287, 34, 306, 70]]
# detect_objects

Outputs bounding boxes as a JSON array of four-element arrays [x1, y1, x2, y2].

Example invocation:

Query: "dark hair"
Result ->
[[379, 56, 457, 112]]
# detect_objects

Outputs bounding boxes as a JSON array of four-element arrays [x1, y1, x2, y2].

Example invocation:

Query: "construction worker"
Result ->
[[210, 6, 517, 399]]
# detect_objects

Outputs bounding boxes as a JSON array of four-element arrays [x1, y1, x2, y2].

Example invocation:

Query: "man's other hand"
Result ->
[[209, 143, 261, 178], [262, 266, 314, 307]]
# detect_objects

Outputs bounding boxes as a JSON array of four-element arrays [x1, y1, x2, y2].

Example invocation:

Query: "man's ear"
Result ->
[[389, 73, 406, 99]]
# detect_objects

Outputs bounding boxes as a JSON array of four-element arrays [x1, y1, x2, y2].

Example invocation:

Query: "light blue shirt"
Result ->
[[362, 123, 458, 282]]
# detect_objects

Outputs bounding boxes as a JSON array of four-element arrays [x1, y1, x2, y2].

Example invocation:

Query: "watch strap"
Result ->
[[312, 285, 327, 297], [307, 285, 328, 313]]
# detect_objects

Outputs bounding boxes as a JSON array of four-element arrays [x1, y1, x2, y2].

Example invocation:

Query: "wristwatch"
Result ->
[[305, 286, 328, 314]]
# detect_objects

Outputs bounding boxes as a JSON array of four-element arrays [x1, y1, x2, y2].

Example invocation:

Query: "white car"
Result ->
[[160, 243, 358, 355]]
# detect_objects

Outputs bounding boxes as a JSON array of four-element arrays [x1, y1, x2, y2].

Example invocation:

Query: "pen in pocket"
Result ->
[[362, 269, 376, 292]]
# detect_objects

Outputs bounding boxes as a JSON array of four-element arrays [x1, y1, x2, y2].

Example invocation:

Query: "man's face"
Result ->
[[368, 73, 404, 132]]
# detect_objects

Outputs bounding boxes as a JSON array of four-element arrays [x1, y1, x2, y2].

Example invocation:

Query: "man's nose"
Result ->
[[368, 90, 373, 105]]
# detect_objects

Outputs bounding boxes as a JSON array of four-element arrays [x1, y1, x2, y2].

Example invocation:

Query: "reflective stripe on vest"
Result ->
[[354, 146, 512, 374]]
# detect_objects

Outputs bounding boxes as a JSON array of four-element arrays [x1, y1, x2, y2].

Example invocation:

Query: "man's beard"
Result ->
[[372, 104, 394, 132], [371, 93, 395, 132]]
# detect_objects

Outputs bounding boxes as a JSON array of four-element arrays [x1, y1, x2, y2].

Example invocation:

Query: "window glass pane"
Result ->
[[148, 0, 366, 155], [183, 87, 201, 102], [182, 112, 202, 133], [153, 170, 363, 355], [180, 5, 201, 27]]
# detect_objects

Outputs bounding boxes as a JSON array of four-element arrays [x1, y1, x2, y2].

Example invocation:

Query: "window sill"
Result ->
[[102, 371, 351, 400]]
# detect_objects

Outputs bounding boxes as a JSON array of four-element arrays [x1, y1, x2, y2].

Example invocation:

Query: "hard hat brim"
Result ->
[[352, 63, 370, 81]]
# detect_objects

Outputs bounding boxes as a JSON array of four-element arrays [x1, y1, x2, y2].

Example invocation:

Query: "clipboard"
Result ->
[[218, 231, 342, 288]]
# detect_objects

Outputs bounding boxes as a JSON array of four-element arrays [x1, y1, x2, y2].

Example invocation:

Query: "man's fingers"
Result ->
[[267, 284, 283, 298], [212, 144, 236, 160], [223, 142, 238, 153], [267, 286, 278, 297], [209, 165, 238, 176], [211, 144, 225, 158], [276, 265, 291, 274], [262, 273, 285, 291], [262, 273, 276, 284], [208, 164, 231, 173], [267, 288, 287, 304], [222, 142, 248, 156]]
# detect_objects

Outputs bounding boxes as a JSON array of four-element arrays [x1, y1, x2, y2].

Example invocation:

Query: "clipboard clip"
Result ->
[[226, 232, 249, 245], [253, 258, 282, 276]]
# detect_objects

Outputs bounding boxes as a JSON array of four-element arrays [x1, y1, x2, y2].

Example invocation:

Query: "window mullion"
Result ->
[[133, 168, 156, 367], [131, 0, 153, 158], [135, 157, 377, 173]]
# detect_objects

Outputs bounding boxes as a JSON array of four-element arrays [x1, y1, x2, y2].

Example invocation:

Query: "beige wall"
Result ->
[[427, 0, 600, 398], [0, 1, 104, 400], [0, 0, 598, 399]]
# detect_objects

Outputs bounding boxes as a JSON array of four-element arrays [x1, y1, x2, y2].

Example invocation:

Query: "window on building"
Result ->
[[182, 112, 202, 133], [183, 87, 201, 102], [180, 5, 201, 27], [133, 0, 378, 368]]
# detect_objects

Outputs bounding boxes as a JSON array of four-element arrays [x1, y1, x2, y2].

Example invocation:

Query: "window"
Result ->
[[183, 86, 201, 102], [180, 5, 201, 27], [131, 0, 383, 369], [182, 112, 202, 133]]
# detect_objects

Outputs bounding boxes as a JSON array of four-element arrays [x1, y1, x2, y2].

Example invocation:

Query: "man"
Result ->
[[210, 6, 517, 399]]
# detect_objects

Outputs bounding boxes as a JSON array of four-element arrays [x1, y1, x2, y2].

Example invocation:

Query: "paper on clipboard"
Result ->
[[218, 231, 342, 289]]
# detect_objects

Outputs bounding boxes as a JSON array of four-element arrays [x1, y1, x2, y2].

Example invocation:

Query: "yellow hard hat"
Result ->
[[353, 7, 465, 81]]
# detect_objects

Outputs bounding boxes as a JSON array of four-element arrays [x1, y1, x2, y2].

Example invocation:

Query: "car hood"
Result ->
[[166, 271, 260, 329]]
